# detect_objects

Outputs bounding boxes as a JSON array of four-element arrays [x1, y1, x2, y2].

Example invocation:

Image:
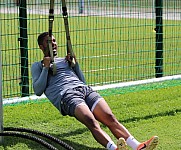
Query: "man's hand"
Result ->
[[43, 57, 51, 68], [65, 53, 72, 62], [65, 53, 76, 67]]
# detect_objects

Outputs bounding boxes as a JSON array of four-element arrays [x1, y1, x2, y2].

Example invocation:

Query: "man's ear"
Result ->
[[39, 45, 43, 50]]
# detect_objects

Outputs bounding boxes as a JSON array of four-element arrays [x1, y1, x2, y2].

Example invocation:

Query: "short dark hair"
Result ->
[[37, 32, 49, 46]]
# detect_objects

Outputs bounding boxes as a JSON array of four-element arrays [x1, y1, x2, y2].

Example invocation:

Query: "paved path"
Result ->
[[0, 5, 181, 20]]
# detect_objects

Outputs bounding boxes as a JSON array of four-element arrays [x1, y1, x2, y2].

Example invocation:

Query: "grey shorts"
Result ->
[[60, 86, 102, 116]]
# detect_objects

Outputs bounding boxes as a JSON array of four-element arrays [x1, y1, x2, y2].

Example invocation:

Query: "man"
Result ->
[[31, 32, 159, 150]]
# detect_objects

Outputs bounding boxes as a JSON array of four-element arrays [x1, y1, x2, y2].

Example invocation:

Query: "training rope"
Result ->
[[0, 132, 58, 150], [1, 127, 75, 150], [61, 0, 76, 67], [48, 0, 57, 75]]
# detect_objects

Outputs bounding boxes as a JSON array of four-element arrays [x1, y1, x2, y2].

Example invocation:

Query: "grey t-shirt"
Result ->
[[31, 57, 86, 111]]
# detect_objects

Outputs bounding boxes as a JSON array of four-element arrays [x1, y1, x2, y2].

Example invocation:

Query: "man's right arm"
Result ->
[[31, 62, 49, 96]]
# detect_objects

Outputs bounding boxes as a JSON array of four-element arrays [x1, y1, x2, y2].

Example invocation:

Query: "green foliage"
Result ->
[[1, 82, 181, 150]]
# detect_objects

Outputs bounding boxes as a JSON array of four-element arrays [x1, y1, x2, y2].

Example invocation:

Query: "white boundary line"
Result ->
[[3, 75, 181, 105]]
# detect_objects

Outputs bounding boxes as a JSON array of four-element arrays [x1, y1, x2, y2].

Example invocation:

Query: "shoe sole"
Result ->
[[146, 136, 159, 150], [117, 138, 128, 150]]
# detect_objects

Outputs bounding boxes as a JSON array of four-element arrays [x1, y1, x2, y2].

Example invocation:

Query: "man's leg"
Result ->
[[93, 99, 159, 150], [74, 103, 117, 149], [92, 98, 131, 140]]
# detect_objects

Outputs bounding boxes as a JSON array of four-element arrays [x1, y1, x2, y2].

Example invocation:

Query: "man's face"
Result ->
[[41, 35, 58, 57]]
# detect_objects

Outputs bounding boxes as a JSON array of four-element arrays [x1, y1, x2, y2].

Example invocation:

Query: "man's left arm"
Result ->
[[72, 62, 86, 84], [66, 53, 86, 83]]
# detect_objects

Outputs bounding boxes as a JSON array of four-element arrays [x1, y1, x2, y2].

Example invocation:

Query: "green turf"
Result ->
[[1, 82, 181, 150]]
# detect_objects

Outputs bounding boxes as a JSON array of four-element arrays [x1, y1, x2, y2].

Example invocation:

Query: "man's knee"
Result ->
[[85, 116, 99, 128], [104, 113, 118, 126]]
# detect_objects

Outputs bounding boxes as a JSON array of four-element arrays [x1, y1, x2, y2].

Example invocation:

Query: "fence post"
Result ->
[[0, 31, 4, 145], [19, 0, 29, 96], [155, 0, 163, 78]]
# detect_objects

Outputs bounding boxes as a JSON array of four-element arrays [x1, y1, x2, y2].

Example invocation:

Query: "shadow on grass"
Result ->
[[1, 135, 105, 150], [49, 133, 106, 150], [120, 108, 181, 123]]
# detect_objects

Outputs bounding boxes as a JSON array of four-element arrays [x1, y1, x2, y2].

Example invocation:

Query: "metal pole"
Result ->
[[155, 0, 163, 78], [19, 0, 29, 96], [0, 25, 4, 144]]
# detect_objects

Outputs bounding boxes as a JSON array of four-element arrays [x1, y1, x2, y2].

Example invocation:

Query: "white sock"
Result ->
[[126, 136, 140, 150], [106, 141, 117, 150]]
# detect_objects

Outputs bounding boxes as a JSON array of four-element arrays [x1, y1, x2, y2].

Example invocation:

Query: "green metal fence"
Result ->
[[0, 0, 181, 98]]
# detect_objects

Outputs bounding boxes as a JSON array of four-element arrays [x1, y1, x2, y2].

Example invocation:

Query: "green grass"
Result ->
[[1, 81, 181, 150]]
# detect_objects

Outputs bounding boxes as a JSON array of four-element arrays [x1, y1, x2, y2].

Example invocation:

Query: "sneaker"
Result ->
[[137, 136, 159, 150], [116, 137, 128, 150]]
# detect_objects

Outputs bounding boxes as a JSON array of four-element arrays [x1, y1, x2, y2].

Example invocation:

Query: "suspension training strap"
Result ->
[[48, 0, 57, 75], [61, 0, 76, 67]]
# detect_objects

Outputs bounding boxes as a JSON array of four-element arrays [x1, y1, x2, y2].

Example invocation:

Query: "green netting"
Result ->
[[0, 0, 181, 98]]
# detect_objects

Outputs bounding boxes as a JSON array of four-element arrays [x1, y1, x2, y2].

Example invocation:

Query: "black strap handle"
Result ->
[[61, 0, 76, 67], [48, 0, 57, 75]]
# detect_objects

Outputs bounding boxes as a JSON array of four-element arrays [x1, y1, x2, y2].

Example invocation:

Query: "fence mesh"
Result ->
[[0, 0, 181, 98]]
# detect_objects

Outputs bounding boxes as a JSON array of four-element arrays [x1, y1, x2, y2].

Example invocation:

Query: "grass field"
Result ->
[[1, 80, 181, 150]]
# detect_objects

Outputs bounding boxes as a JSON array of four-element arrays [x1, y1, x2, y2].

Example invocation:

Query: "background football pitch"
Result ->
[[1, 80, 181, 150]]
